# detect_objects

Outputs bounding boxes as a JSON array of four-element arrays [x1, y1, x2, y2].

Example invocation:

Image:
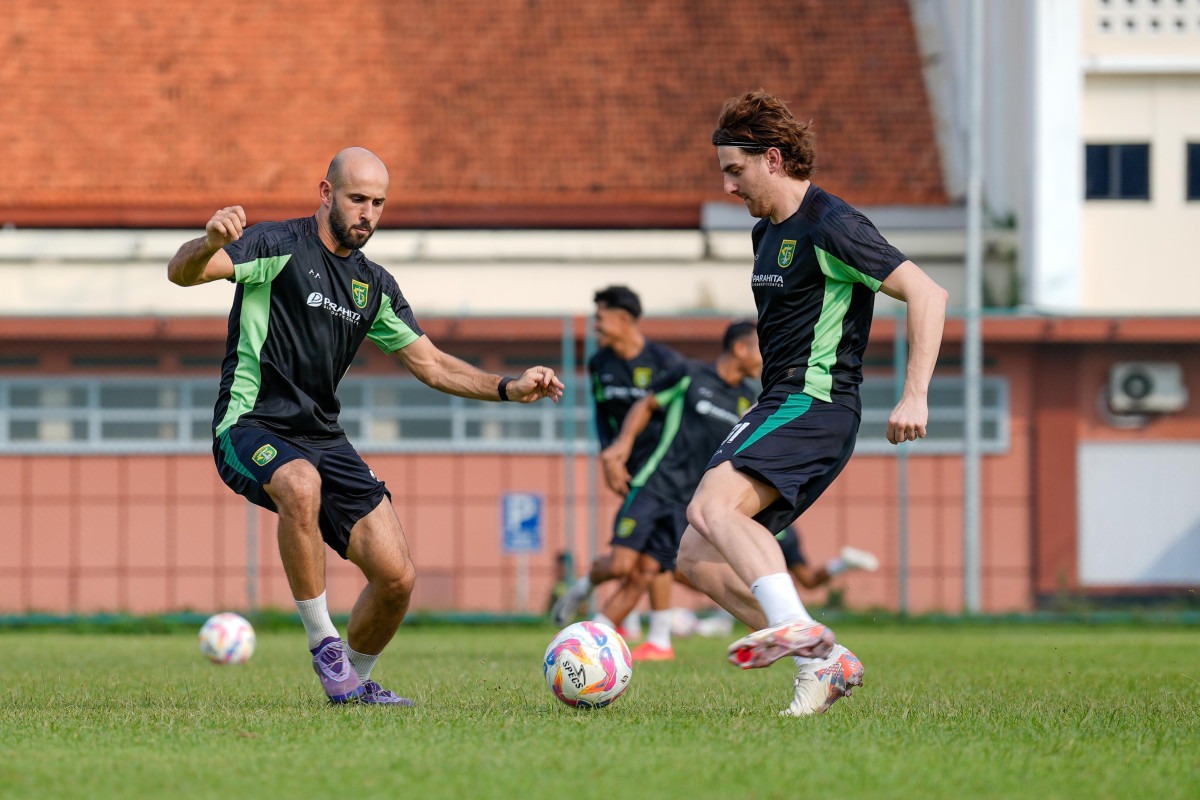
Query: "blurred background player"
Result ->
[[545, 551, 588, 619], [778, 528, 879, 591], [551, 286, 685, 637], [593, 320, 761, 661]]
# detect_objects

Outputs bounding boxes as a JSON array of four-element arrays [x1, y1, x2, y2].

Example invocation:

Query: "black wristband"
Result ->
[[498, 376, 514, 401]]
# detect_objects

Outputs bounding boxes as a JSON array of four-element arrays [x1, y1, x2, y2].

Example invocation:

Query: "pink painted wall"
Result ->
[[0, 447, 1031, 616], [8, 314, 1198, 617]]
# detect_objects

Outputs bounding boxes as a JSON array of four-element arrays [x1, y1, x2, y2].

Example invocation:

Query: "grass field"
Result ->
[[1, 621, 1197, 799]]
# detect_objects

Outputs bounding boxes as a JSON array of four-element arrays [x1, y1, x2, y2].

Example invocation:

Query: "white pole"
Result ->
[[894, 320, 909, 615], [561, 316, 577, 586], [964, 0, 985, 613]]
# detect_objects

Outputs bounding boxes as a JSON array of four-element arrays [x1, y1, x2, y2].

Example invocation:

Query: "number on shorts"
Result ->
[[722, 421, 751, 445]]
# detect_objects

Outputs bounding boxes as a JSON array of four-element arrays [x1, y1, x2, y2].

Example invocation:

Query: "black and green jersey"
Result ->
[[588, 340, 684, 475], [632, 359, 756, 502], [212, 216, 423, 440], [750, 185, 905, 413]]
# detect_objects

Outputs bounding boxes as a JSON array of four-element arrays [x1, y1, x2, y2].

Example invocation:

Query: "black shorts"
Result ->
[[706, 388, 859, 536], [213, 425, 390, 559], [610, 488, 689, 571], [776, 526, 807, 568]]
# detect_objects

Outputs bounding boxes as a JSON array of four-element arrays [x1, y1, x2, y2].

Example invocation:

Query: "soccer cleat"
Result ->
[[839, 546, 880, 573], [550, 579, 592, 627], [726, 620, 836, 669], [310, 636, 365, 704], [630, 641, 675, 662], [358, 679, 415, 707], [781, 644, 864, 717]]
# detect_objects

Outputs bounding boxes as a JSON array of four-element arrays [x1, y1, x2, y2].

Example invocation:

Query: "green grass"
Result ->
[[1, 623, 1197, 799]]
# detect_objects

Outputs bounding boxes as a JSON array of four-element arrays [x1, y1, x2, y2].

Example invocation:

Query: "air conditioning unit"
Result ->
[[1108, 362, 1188, 414]]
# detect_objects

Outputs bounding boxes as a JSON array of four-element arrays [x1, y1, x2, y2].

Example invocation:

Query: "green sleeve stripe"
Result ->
[[233, 254, 291, 286], [735, 392, 813, 455], [814, 245, 883, 291], [629, 376, 690, 488], [215, 280, 273, 437], [367, 298, 421, 353]]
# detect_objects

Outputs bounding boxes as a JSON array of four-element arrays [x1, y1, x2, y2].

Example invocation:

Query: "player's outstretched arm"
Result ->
[[394, 336, 564, 403], [167, 206, 243, 286], [879, 260, 949, 445]]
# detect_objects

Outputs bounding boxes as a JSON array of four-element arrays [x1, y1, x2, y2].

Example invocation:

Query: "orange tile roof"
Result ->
[[0, 0, 945, 228]]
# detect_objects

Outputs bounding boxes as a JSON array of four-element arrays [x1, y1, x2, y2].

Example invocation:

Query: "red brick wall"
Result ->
[[0, 0, 945, 227]]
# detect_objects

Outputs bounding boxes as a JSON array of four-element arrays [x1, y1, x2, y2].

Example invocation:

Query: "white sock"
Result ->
[[593, 612, 616, 629], [572, 575, 593, 595], [647, 610, 673, 649], [793, 653, 821, 669], [347, 645, 379, 683], [295, 591, 339, 650], [621, 611, 642, 637], [750, 572, 813, 627], [825, 556, 849, 576]]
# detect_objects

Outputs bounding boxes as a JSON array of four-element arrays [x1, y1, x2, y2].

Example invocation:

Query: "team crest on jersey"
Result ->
[[351, 279, 369, 308], [737, 397, 751, 416], [252, 444, 277, 467], [617, 517, 637, 538], [632, 367, 652, 388], [777, 239, 797, 268]]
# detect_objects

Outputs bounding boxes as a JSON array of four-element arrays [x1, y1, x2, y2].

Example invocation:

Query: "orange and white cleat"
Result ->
[[726, 620, 836, 669], [781, 644, 864, 716]]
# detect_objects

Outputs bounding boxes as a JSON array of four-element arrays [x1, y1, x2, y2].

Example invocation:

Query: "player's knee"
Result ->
[[676, 532, 702, 580], [609, 550, 637, 579], [267, 460, 322, 514], [632, 564, 659, 589], [376, 559, 416, 604], [686, 493, 716, 536]]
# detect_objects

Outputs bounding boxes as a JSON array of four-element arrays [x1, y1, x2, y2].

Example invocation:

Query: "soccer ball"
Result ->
[[198, 612, 256, 665], [543, 621, 633, 709]]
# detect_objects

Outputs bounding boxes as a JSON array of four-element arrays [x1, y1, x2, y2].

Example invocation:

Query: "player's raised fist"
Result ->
[[205, 206, 247, 249]]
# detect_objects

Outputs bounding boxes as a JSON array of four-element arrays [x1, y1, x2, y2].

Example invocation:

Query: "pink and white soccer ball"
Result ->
[[543, 621, 633, 709], [198, 612, 256, 665]]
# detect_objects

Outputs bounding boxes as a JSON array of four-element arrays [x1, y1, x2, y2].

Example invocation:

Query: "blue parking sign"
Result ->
[[501, 492, 543, 554]]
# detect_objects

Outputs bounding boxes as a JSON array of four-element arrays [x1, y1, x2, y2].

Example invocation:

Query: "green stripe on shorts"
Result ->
[[217, 431, 258, 481], [734, 392, 813, 455]]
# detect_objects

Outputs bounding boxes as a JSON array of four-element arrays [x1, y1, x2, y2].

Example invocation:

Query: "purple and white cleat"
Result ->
[[311, 636, 365, 703], [359, 680, 415, 707]]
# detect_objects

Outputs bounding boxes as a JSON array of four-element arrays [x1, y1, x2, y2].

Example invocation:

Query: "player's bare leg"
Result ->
[[632, 567, 678, 661], [552, 544, 640, 626], [600, 558, 657, 630], [345, 499, 415, 653], [265, 460, 363, 703], [265, 459, 327, 601], [686, 463, 786, 586], [676, 527, 766, 630], [343, 498, 416, 706], [685, 464, 835, 668]]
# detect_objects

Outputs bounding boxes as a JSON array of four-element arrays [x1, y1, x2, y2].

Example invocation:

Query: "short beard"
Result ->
[[329, 202, 373, 251]]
